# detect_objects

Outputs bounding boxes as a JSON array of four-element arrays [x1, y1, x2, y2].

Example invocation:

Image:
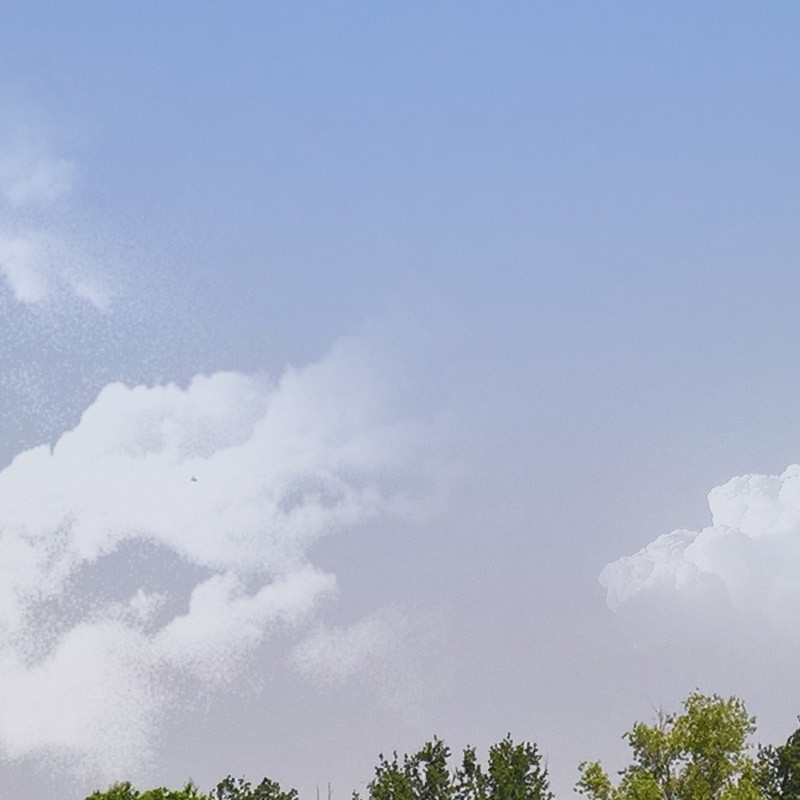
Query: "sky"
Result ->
[[2, 2, 800, 798]]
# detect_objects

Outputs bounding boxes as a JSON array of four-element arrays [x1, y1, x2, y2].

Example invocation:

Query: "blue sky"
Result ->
[[2, 3, 800, 799]]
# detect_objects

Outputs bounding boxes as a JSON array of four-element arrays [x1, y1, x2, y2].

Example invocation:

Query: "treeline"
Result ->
[[86, 692, 800, 800]]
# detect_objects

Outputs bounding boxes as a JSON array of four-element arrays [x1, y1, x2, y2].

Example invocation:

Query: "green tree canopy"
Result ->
[[357, 735, 551, 800], [576, 692, 764, 800], [213, 775, 299, 800], [455, 735, 552, 800], [85, 775, 298, 800], [759, 718, 800, 799], [86, 781, 208, 800]]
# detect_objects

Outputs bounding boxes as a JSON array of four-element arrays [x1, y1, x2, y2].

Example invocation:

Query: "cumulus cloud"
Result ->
[[0, 340, 426, 778], [601, 465, 800, 632]]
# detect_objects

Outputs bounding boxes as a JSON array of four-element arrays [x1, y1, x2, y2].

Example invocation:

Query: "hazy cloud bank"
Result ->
[[0, 339, 429, 779]]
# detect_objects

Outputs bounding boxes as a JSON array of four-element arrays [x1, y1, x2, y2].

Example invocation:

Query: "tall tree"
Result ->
[[356, 738, 453, 800], [86, 782, 208, 800], [358, 736, 551, 800], [213, 775, 299, 800], [86, 784, 141, 800], [485, 735, 552, 800], [576, 692, 765, 800], [759, 719, 800, 799], [455, 735, 552, 800]]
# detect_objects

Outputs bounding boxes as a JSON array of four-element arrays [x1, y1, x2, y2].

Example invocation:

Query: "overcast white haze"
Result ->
[[3, 4, 800, 799]]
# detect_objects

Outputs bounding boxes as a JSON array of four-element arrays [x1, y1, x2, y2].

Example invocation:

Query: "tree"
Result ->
[[759, 719, 800, 799], [86, 783, 140, 800], [86, 782, 208, 800], [455, 735, 552, 800], [86, 776, 300, 800], [576, 692, 765, 800], [356, 738, 453, 800], [357, 736, 551, 800], [140, 785, 208, 800], [486, 735, 552, 800], [213, 775, 299, 800]]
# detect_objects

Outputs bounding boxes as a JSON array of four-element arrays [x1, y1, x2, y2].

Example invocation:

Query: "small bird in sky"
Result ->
[[190, 475, 198, 483]]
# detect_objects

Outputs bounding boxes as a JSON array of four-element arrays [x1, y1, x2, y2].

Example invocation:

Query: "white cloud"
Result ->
[[0, 128, 112, 311], [0, 154, 76, 208], [0, 131, 76, 209], [69, 276, 112, 311], [290, 605, 444, 724], [601, 464, 800, 632], [156, 568, 336, 684], [0, 340, 425, 778], [0, 234, 48, 304], [0, 227, 112, 311], [291, 609, 404, 686], [0, 622, 158, 770]]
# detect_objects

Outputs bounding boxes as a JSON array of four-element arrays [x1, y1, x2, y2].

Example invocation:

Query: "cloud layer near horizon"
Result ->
[[601, 465, 800, 633], [0, 339, 425, 778]]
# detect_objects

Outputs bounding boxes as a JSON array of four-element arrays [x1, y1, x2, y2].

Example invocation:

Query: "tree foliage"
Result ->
[[355, 735, 551, 800], [355, 738, 454, 800], [456, 736, 552, 800], [213, 775, 299, 800], [86, 775, 298, 800], [86, 696, 800, 800], [86, 781, 208, 800], [759, 719, 800, 799], [576, 693, 764, 800]]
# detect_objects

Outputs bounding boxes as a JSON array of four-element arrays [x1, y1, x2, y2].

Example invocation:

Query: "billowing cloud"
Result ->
[[601, 465, 800, 633], [0, 339, 426, 778]]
